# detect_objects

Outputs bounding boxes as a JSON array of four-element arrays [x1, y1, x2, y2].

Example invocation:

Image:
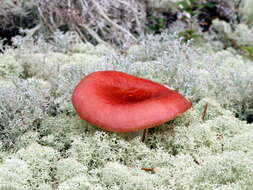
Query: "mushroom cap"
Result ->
[[72, 71, 192, 132]]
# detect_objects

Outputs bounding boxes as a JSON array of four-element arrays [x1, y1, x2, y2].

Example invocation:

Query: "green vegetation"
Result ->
[[148, 16, 167, 33]]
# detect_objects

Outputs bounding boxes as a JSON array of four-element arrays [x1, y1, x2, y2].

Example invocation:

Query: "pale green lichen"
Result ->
[[14, 143, 59, 189], [57, 174, 103, 190], [211, 19, 253, 46], [0, 158, 31, 189], [240, 0, 253, 26], [194, 151, 253, 189], [0, 78, 51, 150], [99, 162, 160, 190], [224, 128, 253, 153], [56, 158, 88, 183], [0, 53, 24, 79], [118, 33, 253, 115], [0, 31, 253, 189]]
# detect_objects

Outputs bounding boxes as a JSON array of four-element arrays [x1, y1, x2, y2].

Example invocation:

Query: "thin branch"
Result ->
[[73, 25, 88, 43], [141, 128, 148, 142], [235, 0, 242, 10], [37, 6, 55, 32], [201, 103, 208, 121], [141, 168, 154, 172], [90, 0, 137, 41], [82, 24, 110, 46]]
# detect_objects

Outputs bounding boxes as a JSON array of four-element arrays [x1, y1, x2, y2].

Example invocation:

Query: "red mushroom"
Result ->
[[72, 71, 192, 133]]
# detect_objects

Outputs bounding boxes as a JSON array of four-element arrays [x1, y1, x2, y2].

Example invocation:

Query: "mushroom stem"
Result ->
[[141, 128, 149, 142]]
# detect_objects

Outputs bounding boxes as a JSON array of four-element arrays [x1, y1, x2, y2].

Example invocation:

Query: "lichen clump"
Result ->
[[0, 30, 253, 189]]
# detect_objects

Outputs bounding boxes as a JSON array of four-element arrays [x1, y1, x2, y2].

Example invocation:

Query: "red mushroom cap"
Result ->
[[72, 71, 192, 132]]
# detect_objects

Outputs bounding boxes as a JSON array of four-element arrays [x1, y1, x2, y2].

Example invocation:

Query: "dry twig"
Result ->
[[141, 128, 148, 143], [201, 103, 208, 121], [37, 0, 147, 47]]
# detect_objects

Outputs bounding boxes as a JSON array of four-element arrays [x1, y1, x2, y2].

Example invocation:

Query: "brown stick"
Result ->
[[141, 168, 154, 172], [141, 128, 148, 142], [201, 103, 208, 121]]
